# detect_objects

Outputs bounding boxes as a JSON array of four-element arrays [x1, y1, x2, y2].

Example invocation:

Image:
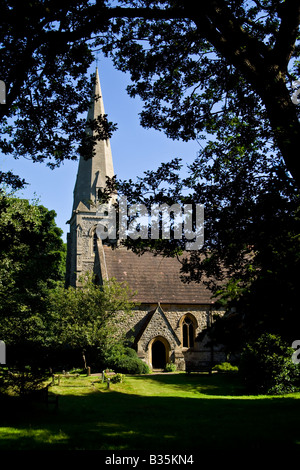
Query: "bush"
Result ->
[[239, 333, 300, 395], [165, 363, 177, 372], [107, 347, 151, 375], [212, 362, 238, 373], [111, 373, 124, 383], [104, 372, 124, 384]]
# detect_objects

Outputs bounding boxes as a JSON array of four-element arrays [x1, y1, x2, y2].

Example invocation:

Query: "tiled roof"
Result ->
[[102, 245, 213, 304]]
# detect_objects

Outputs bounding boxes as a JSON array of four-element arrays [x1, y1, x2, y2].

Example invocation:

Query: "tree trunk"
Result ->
[[192, 5, 300, 187], [260, 80, 300, 187]]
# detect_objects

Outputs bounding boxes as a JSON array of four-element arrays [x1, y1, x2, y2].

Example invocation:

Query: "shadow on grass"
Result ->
[[1, 373, 300, 451]]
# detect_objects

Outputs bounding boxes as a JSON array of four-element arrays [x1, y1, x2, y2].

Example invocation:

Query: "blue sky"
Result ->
[[1, 55, 200, 242]]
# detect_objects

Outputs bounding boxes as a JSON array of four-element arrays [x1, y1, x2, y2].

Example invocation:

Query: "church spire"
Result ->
[[72, 67, 115, 212]]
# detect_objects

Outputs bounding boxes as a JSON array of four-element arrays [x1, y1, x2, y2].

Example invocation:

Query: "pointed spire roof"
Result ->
[[86, 66, 106, 125], [72, 67, 115, 212]]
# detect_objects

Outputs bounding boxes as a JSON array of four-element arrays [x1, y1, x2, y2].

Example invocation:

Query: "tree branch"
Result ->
[[272, 0, 300, 70]]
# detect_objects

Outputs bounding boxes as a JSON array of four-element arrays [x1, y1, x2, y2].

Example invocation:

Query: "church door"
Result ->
[[152, 340, 166, 369]]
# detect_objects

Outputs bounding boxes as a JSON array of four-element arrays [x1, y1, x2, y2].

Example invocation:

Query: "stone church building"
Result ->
[[66, 69, 225, 371]]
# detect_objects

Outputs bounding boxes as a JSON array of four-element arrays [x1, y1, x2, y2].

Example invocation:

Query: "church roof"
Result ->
[[102, 245, 213, 305]]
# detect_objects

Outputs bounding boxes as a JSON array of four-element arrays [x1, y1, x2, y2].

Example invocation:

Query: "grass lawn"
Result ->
[[1, 372, 300, 451]]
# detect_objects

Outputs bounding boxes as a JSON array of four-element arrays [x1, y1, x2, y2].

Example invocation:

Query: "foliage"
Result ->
[[105, 345, 150, 374], [212, 362, 238, 373], [0, 190, 66, 370], [0, 0, 116, 188], [239, 333, 300, 395], [47, 275, 136, 370], [165, 363, 177, 372], [102, 0, 300, 185], [0, 366, 50, 397], [0, 189, 65, 298], [1, 1, 300, 186], [114, 152, 300, 349], [104, 372, 124, 384]]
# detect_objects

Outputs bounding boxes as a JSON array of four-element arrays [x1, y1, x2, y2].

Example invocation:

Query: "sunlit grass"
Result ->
[[0, 427, 68, 447]]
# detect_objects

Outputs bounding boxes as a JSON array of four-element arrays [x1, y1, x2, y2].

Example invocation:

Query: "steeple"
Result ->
[[72, 67, 115, 212], [66, 67, 116, 288]]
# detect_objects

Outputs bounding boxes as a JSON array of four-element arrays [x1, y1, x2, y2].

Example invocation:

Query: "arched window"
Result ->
[[182, 316, 195, 348]]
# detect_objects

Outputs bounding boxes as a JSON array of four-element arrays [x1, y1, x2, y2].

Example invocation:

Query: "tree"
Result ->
[[0, 1, 299, 186], [239, 333, 300, 394], [101, 0, 300, 185], [47, 275, 136, 370], [0, 189, 66, 369]]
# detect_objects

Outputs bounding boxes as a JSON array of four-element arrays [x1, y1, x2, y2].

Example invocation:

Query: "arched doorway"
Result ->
[[152, 340, 166, 369], [150, 337, 170, 369]]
